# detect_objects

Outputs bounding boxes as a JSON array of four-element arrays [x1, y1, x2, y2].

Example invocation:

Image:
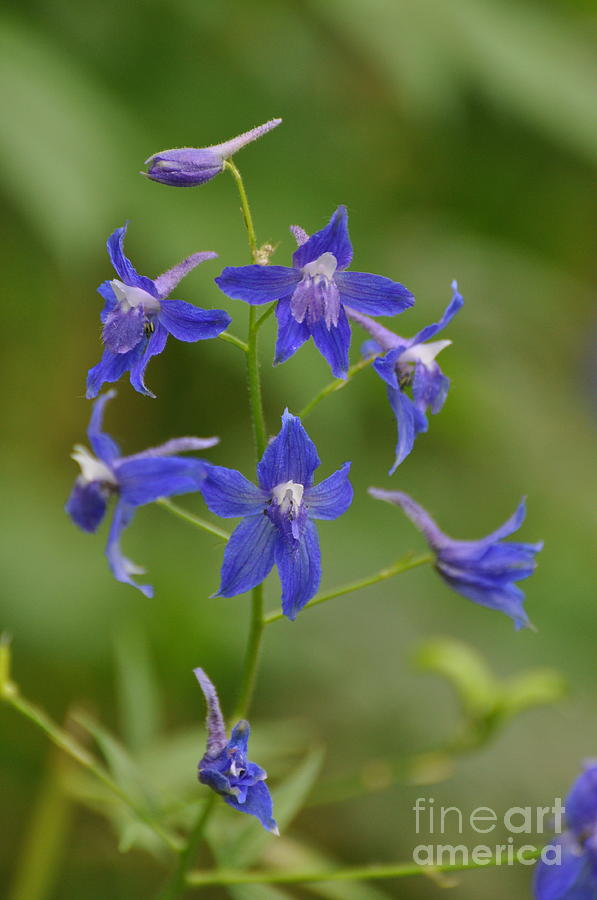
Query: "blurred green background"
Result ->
[[1, 0, 596, 897]]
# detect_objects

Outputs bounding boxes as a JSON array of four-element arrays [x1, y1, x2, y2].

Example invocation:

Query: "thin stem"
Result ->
[[157, 499, 230, 541], [247, 306, 268, 459], [299, 355, 377, 420], [218, 331, 249, 353], [2, 688, 181, 853], [156, 794, 217, 900], [186, 848, 542, 887], [264, 553, 434, 625], [255, 304, 276, 330], [224, 159, 258, 261], [232, 584, 265, 722]]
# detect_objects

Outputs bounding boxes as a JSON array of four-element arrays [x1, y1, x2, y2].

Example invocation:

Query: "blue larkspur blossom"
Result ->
[[87, 224, 231, 399], [349, 281, 463, 472], [66, 391, 217, 597], [215, 206, 414, 378], [535, 763, 597, 900], [144, 118, 282, 187], [200, 410, 353, 620], [194, 668, 278, 834], [368, 489, 542, 629]]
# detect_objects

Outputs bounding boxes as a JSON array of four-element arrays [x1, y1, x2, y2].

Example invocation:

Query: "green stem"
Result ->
[[264, 553, 433, 625], [231, 584, 265, 722], [299, 355, 377, 420], [247, 306, 268, 459], [255, 304, 276, 330], [224, 159, 258, 260], [157, 498, 230, 541], [156, 794, 217, 900], [186, 848, 542, 887], [2, 687, 181, 853], [218, 331, 249, 353]]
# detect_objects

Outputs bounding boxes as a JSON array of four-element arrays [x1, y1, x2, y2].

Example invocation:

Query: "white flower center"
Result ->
[[110, 279, 161, 313], [398, 339, 452, 368], [271, 480, 304, 516], [302, 252, 337, 280], [71, 445, 117, 485]]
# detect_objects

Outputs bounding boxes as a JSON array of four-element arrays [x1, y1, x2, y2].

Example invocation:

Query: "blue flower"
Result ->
[[201, 410, 353, 620], [194, 668, 278, 834], [368, 489, 542, 629], [349, 281, 463, 472], [87, 224, 231, 399], [66, 391, 217, 597], [144, 118, 282, 187], [215, 206, 414, 378], [535, 764, 597, 900]]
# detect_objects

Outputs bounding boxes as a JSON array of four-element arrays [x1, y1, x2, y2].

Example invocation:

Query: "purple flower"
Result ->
[[535, 763, 597, 899], [144, 118, 282, 187], [194, 668, 278, 834], [66, 391, 217, 597], [87, 224, 231, 399], [368, 489, 542, 629], [200, 410, 353, 620], [215, 206, 414, 378], [349, 281, 463, 472]]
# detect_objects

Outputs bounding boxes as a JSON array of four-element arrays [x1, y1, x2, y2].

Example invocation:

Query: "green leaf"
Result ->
[[500, 668, 567, 718], [415, 638, 497, 719], [114, 625, 162, 755]]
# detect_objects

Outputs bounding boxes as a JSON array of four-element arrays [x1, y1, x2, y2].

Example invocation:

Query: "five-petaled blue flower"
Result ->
[[87, 224, 231, 399], [194, 667, 278, 834], [66, 391, 217, 597], [200, 410, 353, 620], [215, 206, 414, 379], [144, 118, 282, 187], [368, 489, 542, 629], [349, 281, 463, 472], [535, 763, 597, 900]]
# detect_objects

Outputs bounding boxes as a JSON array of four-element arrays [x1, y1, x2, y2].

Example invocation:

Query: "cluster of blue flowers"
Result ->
[[65, 119, 544, 835]]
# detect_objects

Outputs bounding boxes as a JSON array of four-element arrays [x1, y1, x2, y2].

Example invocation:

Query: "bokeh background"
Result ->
[[1, 0, 596, 897]]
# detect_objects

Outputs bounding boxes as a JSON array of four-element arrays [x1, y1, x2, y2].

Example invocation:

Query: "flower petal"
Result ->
[[115, 456, 207, 507], [215, 514, 277, 597], [102, 306, 146, 354], [293, 206, 353, 271], [310, 306, 351, 379], [566, 766, 597, 839], [275, 518, 321, 620], [373, 348, 402, 389], [105, 503, 153, 598], [201, 465, 268, 517], [273, 298, 311, 365], [128, 323, 169, 397], [86, 346, 141, 399], [412, 361, 450, 414], [65, 480, 109, 533], [87, 390, 120, 463], [157, 300, 231, 342], [153, 251, 218, 299], [305, 462, 353, 520], [477, 498, 528, 545], [193, 668, 228, 757], [223, 779, 278, 834], [534, 833, 589, 900], [336, 271, 414, 316], [411, 281, 464, 345], [106, 225, 157, 295], [387, 386, 429, 472], [215, 265, 300, 305], [97, 280, 117, 322], [257, 410, 320, 491], [437, 565, 531, 630]]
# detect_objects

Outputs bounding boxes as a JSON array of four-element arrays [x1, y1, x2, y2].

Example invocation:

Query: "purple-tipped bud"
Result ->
[[144, 118, 282, 187]]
